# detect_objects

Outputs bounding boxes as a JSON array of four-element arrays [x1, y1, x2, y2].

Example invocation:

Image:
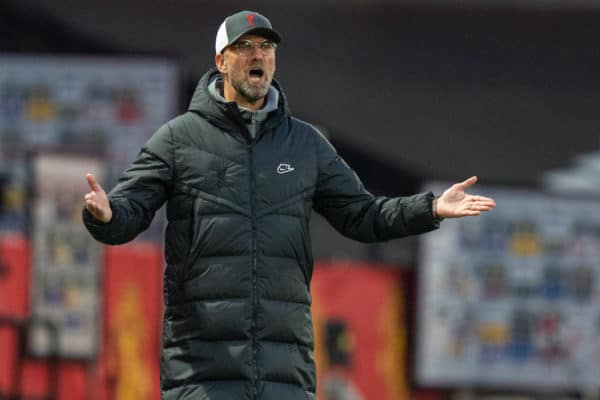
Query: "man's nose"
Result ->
[[250, 45, 264, 58]]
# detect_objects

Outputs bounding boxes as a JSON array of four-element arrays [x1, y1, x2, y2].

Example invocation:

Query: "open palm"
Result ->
[[436, 176, 496, 218]]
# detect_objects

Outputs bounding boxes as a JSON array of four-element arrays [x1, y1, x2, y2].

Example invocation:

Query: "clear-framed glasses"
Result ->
[[230, 39, 277, 56]]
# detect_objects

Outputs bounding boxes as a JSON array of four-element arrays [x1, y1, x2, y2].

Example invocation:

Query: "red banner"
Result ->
[[0, 234, 30, 395], [99, 243, 163, 400], [312, 261, 411, 400]]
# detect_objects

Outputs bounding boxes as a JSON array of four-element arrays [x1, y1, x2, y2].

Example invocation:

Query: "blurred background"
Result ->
[[1, 0, 600, 399]]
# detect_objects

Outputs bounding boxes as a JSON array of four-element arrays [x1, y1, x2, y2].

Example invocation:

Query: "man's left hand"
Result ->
[[436, 176, 496, 218]]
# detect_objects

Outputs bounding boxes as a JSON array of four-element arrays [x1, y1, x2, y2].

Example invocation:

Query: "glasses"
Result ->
[[229, 39, 277, 56]]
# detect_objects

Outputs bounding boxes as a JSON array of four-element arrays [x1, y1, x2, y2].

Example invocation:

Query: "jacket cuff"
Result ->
[[82, 204, 116, 238], [431, 195, 445, 223], [402, 192, 441, 234]]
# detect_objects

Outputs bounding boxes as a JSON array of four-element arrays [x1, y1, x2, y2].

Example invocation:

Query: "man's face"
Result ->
[[217, 34, 277, 105]]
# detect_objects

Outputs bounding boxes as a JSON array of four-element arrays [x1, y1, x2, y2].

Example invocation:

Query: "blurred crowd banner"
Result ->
[[0, 55, 179, 234], [416, 183, 600, 391], [28, 154, 104, 359]]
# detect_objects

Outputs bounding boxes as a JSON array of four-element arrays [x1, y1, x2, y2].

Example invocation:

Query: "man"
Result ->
[[83, 10, 495, 400]]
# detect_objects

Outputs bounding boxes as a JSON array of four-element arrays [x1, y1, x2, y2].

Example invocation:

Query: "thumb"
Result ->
[[86, 173, 103, 193], [458, 176, 478, 190]]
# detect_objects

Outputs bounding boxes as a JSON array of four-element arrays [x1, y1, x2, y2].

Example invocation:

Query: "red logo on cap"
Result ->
[[246, 14, 255, 26]]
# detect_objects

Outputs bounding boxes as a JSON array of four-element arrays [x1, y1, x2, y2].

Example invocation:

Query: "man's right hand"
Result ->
[[84, 173, 113, 223]]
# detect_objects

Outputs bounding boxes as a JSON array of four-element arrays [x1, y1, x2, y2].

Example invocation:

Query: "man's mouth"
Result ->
[[248, 68, 264, 81]]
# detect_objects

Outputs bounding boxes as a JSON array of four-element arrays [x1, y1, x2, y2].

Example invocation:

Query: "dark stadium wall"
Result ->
[[2, 0, 600, 186]]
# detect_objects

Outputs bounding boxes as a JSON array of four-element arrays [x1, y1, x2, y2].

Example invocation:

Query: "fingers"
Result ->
[[464, 210, 481, 216], [86, 173, 103, 193], [459, 207, 485, 217], [85, 198, 103, 217], [85, 198, 99, 213], [463, 196, 496, 215], [468, 203, 494, 212], [85, 196, 111, 222], [458, 176, 478, 189], [85, 191, 103, 211], [469, 198, 496, 209], [84, 174, 112, 222], [470, 195, 495, 203]]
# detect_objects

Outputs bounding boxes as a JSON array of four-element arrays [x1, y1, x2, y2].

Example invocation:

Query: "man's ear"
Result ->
[[215, 53, 227, 74]]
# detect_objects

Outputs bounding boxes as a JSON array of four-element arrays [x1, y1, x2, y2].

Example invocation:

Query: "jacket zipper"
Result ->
[[249, 145, 258, 399], [250, 112, 257, 139]]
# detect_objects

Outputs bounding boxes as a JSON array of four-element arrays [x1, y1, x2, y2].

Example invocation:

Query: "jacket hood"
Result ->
[[188, 68, 289, 133]]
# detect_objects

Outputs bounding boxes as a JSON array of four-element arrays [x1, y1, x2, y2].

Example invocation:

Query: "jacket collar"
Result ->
[[188, 68, 289, 142]]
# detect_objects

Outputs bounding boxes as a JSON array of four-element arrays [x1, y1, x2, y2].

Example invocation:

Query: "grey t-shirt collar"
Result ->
[[208, 76, 279, 138], [208, 76, 279, 115]]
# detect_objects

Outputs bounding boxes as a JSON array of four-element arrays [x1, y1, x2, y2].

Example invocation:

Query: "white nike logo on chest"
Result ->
[[276, 163, 295, 174]]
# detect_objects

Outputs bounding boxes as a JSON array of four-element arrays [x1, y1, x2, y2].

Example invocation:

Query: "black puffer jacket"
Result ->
[[83, 68, 439, 399]]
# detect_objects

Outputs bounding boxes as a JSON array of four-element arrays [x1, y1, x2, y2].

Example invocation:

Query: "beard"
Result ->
[[228, 70, 271, 104]]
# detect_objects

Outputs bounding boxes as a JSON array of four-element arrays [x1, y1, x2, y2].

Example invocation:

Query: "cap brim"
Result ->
[[232, 27, 281, 45]]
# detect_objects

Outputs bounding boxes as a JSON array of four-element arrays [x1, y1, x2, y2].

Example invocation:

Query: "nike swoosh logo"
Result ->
[[276, 163, 295, 174]]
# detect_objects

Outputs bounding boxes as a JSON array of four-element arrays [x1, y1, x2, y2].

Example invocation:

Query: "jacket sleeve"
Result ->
[[312, 130, 440, 243], [82, 123, 175, 245]]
